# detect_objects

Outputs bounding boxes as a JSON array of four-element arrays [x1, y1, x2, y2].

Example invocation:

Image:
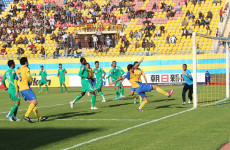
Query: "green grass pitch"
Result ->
[[0, 86, 230, 150]]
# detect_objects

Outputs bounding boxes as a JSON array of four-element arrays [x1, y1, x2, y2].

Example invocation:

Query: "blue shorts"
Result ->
[[130, 87, 137, 91], [136, 84, 153, 99], [90, 79, 96, 86], [20, 88, 37, 101]]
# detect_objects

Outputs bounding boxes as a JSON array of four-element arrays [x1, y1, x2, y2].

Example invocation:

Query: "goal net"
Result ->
[[192, 32, 230, 108]]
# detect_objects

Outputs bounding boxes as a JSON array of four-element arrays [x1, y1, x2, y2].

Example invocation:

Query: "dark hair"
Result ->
[[7, 60, 15, 67], [80, 57, 85, 63], [86, 63, 89, 65], [41, 65, 43, 67], [20, 57, 28, 65], [112, 61, 116, 63], [183, 64, 187, 67], [134, 61, 138, 65], [59, 63, 62, 66], [127, 64, 134, 71], [95, 61, 99, 64]]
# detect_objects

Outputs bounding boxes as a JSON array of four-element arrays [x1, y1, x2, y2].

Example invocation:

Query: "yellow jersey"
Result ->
[[124, 72, 142, 88], [134, 68, 146, 82], [15, 65, 31, 92], [87, 68, 94, 79]]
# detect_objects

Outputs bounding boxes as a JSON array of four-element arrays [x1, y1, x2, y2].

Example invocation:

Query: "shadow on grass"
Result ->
[[109, 102, 133, 107], [47, 112, 98, 119], [151, 99, 176, 103], [154, 104, 176, 109], [0, 128, 99, 150]]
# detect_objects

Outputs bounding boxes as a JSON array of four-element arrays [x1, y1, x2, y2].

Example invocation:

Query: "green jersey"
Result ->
[[58, 68, 66, 78], [93, 68, 105, 81], [39, 70, 47, 79], [79, 65, 89, 80], [108, 66, 125, 81], [2, 68, 16, 89]]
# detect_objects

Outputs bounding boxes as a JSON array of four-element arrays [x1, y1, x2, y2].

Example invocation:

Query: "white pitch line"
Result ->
[[200, 97, 229, 107], [62, 108, 195, 150]]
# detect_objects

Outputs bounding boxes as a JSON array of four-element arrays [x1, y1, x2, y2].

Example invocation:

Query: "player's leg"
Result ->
[[94, 81, 105, 102], [182, 84, 189, 105], [152, 85, 173, 97], [138, 96, 148, 111], [60, 82, 63, 92], [86, 81, 97, 109], [63, 82, 68, 92], [6, 89, 21, 121], [139, 95, 143, 104], [44, 79, 48, 93], [130, 89, 137, 104], [188, 85, 193, 104], [120, 85, 125, 97], [39, 83, 42, 93], [45, 85, 48, 93]]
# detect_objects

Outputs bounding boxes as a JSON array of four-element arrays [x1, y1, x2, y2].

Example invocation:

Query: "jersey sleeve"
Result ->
[[102, 68, 105, 74], [79, 66, 88, 78], [39, 71, 41, 76], [187, 70, 192, 79], [118, 67, 125, 75], [107, 69, 113, 77], [124, 72, 130, 79], [141, 69, 146, 76], [2, 72, 6, 87], [58, 69, 60, 75]]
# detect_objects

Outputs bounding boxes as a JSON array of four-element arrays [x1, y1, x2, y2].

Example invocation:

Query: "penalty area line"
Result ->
[[62, 108, 195, 150]]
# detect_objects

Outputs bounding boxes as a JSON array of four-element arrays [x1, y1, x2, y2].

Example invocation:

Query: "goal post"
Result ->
[[192, 32, 230, 108]]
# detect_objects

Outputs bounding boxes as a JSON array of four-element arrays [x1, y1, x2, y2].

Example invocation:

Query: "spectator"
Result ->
[[206, 25, 211, 35], [205, 71, 211, 85], [129, 30, 134, 38], [23, 36, 28, 44], [182, 28, 188, 37], [182, 18, 188, 26], [175, 3, 182, 12], [219, 7, 224, 22], [200, 18, 206, 26], [120, 45, 125, 54], [150, 40, 155, 48], [92, 35, 98, 48], [216, 28, 220, 37], [152, 2, 157, 9], [84, 35, 89, 48], [124, 38, 130, 51], [169, 35, 177, 43], [154, 30, 161, 37], [0, 47, 7, 55], [207, 10, 213, 19], [166, 34, 170, 43], [196, 44, 201, 54], [199, 11, 203, 19], [205, 17, 210, 25], [188, 27, 193, 36]]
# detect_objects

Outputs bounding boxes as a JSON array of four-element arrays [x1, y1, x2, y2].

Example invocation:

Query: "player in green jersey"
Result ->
[[93, 61, 106, 102], [58, 63, 68, 93], [70, 58, 97, 109], [38, 65, 48, 93], [107, 61, 125, 99], [2, 60, 20, 121]]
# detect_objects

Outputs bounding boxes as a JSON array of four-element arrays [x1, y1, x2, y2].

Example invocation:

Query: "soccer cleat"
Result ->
[[168, 89, 174, 98], [114, 97, 120, 100], [91, 106, 98, 110], [38, 91, 42, 93], [134, 99, 137, 104], [5, 115, 15, 121], [23, 115, 33, 123], [38, 116, 48, 122], [102, 99, 106, 102], [137, 108, 144, 112], [70, 101, 74, 109], [12, 115, 20, 121], [182, 102, 186, 105], [188, 100, 193, 104], [87, 92, 90, 96]]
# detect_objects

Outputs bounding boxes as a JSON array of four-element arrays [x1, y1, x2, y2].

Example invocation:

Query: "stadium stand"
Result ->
[[0, 0, 229, 59]]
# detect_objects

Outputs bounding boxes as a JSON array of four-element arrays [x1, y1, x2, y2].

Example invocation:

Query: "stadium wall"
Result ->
[[0, 54, 227, 87]]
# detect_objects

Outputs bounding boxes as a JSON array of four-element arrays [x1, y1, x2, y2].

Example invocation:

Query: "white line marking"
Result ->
[[0, 118, 146, 121], [200, 97, 229, 107], [62, 108, 195, 150]]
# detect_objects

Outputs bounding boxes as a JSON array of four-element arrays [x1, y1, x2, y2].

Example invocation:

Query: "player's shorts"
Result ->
[[39, 79, 47, 85], [81, 79, 94, 93], [89, 79, 96, 86], [94, 80, 103, 91], [8, 88, 20, 101], [20, 88, 37, 101], [136, 84, 153, 99], [59, 77, 65, 84], [114, 81, 122, 87], [130, 87, 137, 91]]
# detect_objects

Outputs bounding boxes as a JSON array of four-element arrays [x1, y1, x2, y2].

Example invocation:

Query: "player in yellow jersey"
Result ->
[[15, 57, 48, 123], [111, 57, 174, 111], [131, 61, 148, 104]]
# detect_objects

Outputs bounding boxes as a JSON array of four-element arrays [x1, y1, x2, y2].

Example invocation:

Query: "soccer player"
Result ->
[[86, 63, 96, 96], [107, 61, 125, 99], [70, 58, 97, 109], [2, 60, 20, 121], [58, 63, 68, 93], [182, 64, 193, 105], [38, 65, 48, 93], [111, 57, 174, 111], [93, 61, 106, 102], [15, 57, 48, 123], [131, 61, 147, 104]]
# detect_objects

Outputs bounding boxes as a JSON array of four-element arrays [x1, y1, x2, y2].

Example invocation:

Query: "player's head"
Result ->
[[134, 61, 139, 68], [7, 60, 15, 69], [86, 63, 90, 68], [59, 63, 62, 68], [17, 67, 20, 70], [20, 57, 28, 66], [112, 61, 116, 67], [80, 58, 87, 65], [183, 64, 187, 71], [127, 64, 134, 73], [41, 65, 44, 70], [95, 61, 99, 68]]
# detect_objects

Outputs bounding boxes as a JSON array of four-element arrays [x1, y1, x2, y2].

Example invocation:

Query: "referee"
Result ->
[[182, 64, 193, 105]]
